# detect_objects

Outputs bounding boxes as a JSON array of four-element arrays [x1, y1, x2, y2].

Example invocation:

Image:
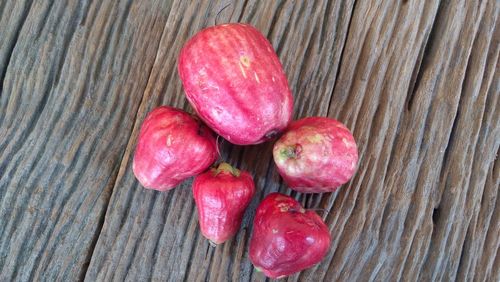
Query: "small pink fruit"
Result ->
[[273, 117, 358, 193], [178, 23, 293, 145], [249, 193, 331, 278], [192, 163, 255, 244], [133, 106, 218, 191]]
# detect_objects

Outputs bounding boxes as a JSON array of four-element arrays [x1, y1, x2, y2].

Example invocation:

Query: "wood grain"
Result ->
[[315, 0, 499, 281], [0, 0, 173, 280], [1, 0, 498, 281]]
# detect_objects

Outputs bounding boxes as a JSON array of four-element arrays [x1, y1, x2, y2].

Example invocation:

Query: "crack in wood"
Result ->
[[327, 0, 357, 117], [406, 0, 445, 111], [0, 0, 34, 98]]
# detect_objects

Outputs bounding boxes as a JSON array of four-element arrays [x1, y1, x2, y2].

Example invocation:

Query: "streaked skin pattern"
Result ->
[[192, 163, 255, 244], [132, 106, 218, 191], [178, 23, 293, 145], [249, 193, 331, 279], [273, 117, 359, 193]]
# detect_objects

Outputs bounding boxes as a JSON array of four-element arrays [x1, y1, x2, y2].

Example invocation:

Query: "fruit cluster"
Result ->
[[133, 23, 358, 279]]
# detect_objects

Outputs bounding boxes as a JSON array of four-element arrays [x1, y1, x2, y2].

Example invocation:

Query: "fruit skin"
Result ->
[[249, 193, 331, 279], [192, 163, 255, 244], [132, 106, 218, 191], [178, 23, 293, 145], [273, 117, 358, 193]]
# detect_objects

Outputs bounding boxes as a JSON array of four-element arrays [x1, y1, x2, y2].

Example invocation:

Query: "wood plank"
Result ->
[[85, 0, 356, 281], [308, 0, 500, 281], [1, 0, 498, 281], [87, 0, 500, 281], [0, 0, 174, 280]]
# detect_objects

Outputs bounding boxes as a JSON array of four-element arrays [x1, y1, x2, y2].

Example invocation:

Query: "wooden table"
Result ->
[[1, 1, 498, 281]]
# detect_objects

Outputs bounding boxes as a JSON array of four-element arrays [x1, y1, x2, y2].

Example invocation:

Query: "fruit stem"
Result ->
[[214, 162, 240, 177], [215, 3, 231, 25]]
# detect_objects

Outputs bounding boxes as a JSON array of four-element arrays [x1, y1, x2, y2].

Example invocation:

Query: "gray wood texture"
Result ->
[[1, 0, 499, 281]]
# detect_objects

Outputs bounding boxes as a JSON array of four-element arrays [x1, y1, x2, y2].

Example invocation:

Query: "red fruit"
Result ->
[[133, 106, 217, 191], [192, 163, 255, 244], [249, 193, 331, 278], [178, 23, 293, 145], [273, 117, 358, 193]]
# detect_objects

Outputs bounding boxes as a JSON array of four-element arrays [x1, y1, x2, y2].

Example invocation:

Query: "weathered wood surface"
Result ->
[[0, 0, 498, 281]]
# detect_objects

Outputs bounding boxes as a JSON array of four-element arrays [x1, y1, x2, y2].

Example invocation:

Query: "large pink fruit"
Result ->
[[249, 193, 331, 278], [133, 106, 218, 191], [178, 23, 293, 145], [192, 163, 255, 244], [273, 117, 358, 193]]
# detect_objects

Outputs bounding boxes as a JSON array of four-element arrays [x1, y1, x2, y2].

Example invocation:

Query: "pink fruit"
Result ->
[[178, 23, 293, 145], [273, 117, 358, 193], [192, 163, 255, 244], [249, 193, 331, 278], [132, 106, 218, 191]]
